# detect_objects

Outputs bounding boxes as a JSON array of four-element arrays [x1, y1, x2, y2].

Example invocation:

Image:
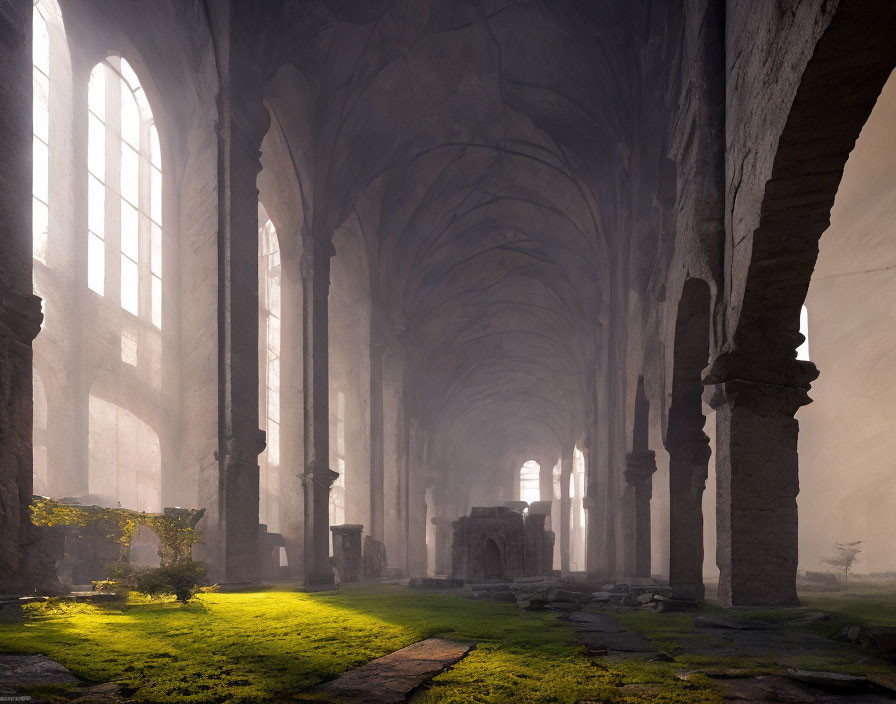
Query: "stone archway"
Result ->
[[708, 0, 896, 607], [483, 538, 502, 581]]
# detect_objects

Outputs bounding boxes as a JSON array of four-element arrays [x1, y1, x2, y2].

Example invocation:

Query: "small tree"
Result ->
[[822, 541, 864, 586]]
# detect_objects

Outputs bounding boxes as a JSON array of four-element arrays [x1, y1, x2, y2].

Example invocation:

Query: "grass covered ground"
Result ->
[[5, 580, 896, 703], [611, 578, 896, 680], [0, 584, 720, 704]]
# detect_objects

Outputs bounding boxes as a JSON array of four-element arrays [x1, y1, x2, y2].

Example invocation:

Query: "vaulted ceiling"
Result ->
[[253, 0, 679, 480]]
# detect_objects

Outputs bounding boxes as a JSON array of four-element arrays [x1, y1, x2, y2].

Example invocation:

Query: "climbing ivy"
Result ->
[[30, 497, 204, 566]]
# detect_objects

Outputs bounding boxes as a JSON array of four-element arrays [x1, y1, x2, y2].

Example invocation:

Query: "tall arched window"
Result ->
[[32, 4, 51, 264], [258, 209, 280, 531], [87, 57, 162, 328], [519, 460, 540, 504]]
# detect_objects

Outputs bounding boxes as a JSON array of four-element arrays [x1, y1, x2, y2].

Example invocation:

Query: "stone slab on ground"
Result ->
[[715, 674, 895, 703], [566, 611, 656, 654], [312, 638, 474, 703], [0, 654, 79, 684]]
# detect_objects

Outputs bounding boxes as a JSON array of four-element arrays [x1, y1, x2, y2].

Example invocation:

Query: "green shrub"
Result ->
[[133, 562, 207, 603]]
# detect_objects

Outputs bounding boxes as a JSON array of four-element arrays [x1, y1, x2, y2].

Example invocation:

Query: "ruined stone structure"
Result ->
[[330, 524, 363, 583], [1, 0, 896, 608], [451, 506, 554, 582]]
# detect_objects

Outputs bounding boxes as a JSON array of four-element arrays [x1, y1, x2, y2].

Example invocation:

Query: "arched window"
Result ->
[[87, 57, 162, 328], [32, 4, 51, 264], [258, 209, 280, 530], [519, 460, 540, 504]]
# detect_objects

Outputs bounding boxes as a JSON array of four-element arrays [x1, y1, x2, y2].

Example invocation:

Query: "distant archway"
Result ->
[[483, 538, 502, 580]]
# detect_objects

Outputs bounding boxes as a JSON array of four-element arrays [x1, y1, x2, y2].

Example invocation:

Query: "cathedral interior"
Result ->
[[3, 1, 896, 703]]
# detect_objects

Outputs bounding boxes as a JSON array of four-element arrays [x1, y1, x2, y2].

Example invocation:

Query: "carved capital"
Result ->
[[703, 349, 818, 390], [706, 377, 812, 417], [300, 460, 339, 489]]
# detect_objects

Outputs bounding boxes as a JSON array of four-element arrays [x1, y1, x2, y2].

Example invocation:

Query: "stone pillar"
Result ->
[[368, 314, 385, 543], [431, 516, 453, 575], [330, 524, 363, 582], [382, 344, 407, 571], [301, 233, 337, 588], [624, 449, 657, 578], [667, 429, 710, 599], [0, 0, 44, 593], [208, 25, 270, 582], [708, 366, 815, 607], [279, 248, 304, 576], [539, 459, 553, 505], [407, 457, 435, 578], [559, 447, 572, 575]]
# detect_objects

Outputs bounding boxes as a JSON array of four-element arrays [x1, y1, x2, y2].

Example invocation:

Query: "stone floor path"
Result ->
[[565, 611, 656, 657], [312, 638, 474, 703], [0, 654, 125, 703]]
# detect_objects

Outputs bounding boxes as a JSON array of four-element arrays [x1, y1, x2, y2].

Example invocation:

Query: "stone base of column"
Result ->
[[709, 376, 813, 608], [303, 573, 336, 591]]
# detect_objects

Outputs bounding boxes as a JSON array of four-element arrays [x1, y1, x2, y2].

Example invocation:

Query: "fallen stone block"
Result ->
[[313, 638, 474, 704], [787, 668, 872, 691]]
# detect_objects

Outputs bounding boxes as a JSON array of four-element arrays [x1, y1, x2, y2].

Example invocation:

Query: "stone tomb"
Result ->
[[451, 504, 554, 581]]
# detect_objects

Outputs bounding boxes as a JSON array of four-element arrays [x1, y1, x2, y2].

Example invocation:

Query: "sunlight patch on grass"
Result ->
[[0, 585, 723, 704]]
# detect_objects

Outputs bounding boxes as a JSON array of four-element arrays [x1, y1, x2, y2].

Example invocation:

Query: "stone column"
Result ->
[[707, 362, 815, 607], [431, 516, 454, 575], [207, 26, 270, 582], [301, 233, 337, 588], [539, 458, 553, 505], [624, 449, 657, 578], [406, 428, 432, 577], [368, 329, 385, 543], [667, 428, 710, 599], [278, 247, 304, 576], [0, 0, 44, 593], [559, 447, 572, 575]]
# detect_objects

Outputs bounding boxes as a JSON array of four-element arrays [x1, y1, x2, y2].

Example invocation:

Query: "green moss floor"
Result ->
[[2, 580, 896, 704]]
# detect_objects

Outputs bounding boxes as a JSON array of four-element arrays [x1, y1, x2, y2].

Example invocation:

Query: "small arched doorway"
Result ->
[[483, 538, 502, 580]]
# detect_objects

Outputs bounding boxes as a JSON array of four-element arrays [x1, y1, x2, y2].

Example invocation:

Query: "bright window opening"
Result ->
[[258, 211, 281, 532], [87, 57, 162, 327], [32, 4, 50, 264], [797, 304, 810, 361], [519, 460, 540, 504]]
